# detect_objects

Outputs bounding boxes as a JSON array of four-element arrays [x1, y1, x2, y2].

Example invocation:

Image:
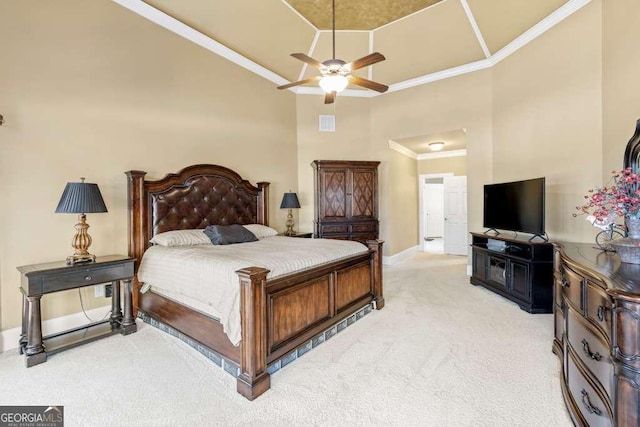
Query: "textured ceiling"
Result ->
[[285, 0, 445, 30], [139, 0, 576, 89], [395, 129, 468, 154]]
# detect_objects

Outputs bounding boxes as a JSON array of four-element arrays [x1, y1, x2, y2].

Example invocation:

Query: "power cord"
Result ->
[[78, 288, 112, 322]]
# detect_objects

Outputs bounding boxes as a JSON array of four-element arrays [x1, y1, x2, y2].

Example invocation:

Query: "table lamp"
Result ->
[[55, 178, 108, 265], [280, 192, 301, 236]]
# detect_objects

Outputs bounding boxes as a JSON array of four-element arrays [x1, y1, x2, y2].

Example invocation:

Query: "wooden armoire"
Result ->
[[312, 160, 379, 243]]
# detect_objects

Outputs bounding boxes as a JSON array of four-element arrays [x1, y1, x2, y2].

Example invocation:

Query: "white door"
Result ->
[[443, 176, 468, 256], [424, 183, 444, 238]]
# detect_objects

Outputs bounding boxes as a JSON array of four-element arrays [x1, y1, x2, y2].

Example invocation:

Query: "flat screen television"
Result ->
[[483, 177, 545, 236]]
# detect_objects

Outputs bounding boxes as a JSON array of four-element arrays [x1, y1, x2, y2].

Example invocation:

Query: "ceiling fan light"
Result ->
[[319, 75, 349, 93], [429, 142, 445, 151]]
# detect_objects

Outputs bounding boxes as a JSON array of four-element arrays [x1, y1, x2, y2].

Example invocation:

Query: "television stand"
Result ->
[[483, 228, 500, 235], [470, 232, 553, 313]]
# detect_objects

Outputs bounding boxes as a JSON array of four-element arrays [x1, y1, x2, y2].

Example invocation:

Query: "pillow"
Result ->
[[150, 230, 211, 247], [242, 224, 279, 239], [204, 224, 259, 245]]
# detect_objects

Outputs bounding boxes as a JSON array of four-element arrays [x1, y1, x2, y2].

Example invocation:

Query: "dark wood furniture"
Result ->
[[17, 255, 136, 367], [553, 242, 640, 427], [470, 232, 554, 313], [312, 160, 379, 243], [126, 164, 384, 400], [277, 232, 313, 238]]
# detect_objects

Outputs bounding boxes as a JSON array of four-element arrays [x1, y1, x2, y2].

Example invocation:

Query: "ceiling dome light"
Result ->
[[319, 75, 349, 93], [429, 142, 445, 151]]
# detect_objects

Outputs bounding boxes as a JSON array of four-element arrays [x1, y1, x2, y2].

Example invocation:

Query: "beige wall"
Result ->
[[0, 1, 298, 331], [387, 151, 419, 254], [418, 156, 468, 176], [371, 71, 494, 255], [603, 0, 640, 178], [492, 0, 602, 242], [295, 96, 376, 235]]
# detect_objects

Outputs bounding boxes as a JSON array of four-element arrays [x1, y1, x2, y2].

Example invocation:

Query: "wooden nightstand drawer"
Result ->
[[42, 263, 132, 293]]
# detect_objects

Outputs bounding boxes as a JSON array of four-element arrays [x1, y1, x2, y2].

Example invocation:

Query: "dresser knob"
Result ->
[[561, 279, 570, 288], [84, 276, 92, 281], [581, 339, 602, 361], [581, 389, 602, 415], [597, 305, 606, 322]]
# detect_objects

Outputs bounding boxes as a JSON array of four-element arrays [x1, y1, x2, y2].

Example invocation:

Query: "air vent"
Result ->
[[319, 115, 335, 132]]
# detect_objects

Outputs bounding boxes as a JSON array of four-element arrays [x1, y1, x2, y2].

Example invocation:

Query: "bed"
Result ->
[[125, 164, 384, 400]]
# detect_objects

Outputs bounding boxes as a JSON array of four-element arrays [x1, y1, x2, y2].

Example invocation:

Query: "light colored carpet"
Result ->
[[0, 253, 572, 426]]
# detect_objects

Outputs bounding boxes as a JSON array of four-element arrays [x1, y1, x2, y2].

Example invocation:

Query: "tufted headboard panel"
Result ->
[[126, 164, 269, 281]]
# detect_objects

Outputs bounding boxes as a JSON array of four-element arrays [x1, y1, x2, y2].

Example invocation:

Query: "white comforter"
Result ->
[[137, 236, 369, 345]]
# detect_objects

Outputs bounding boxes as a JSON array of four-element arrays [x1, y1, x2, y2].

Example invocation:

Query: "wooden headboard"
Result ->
[[125, 164, 270, 272]]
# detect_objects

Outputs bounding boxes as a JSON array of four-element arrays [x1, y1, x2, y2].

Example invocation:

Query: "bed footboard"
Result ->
[[235, 240, 383, 400]]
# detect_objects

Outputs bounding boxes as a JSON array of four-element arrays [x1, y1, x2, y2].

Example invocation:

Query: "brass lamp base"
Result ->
[[66, 253, 96, 266], [66, 214, 97, 265], [284, 209, 295, 236]]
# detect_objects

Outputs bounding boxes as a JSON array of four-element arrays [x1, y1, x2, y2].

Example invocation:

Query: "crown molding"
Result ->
[[112, 0, 592, 98], [417, 149, 467, 160], [294, 87, 376, 98], [388, 140, 418, 159], [489, 0, 592, 66], [387, 59, 492, 93], [460, 0, 491, 58]]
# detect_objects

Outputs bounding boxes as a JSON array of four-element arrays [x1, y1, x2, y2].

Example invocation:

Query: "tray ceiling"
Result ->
[[130, 0, 588, 94]]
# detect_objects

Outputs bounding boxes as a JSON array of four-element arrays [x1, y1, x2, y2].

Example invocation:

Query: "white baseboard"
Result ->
[[0, 305, 111, 353], [467, 265, 472, 276], [383, 245, 419, 266]]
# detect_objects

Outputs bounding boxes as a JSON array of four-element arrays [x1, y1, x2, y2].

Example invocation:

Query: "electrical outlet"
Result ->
[[105, 284, 112, 298], [94, 285, 104, 298]]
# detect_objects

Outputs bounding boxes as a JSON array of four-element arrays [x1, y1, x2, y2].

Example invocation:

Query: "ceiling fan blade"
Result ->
[[291, 53, 324, 69], [349, 76, 389, 93], [324, 91, 336, 104], [345, 52, 386, 71], [277, 76, 320, 90]]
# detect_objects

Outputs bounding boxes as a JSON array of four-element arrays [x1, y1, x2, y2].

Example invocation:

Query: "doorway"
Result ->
[[419, 173, 468, 255]]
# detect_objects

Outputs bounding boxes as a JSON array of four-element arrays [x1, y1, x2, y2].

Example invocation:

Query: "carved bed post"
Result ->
[[125, 170, 148, 314], [256, 182, 269, 226], [367, 240, 385, 310], [236, 266, 271, 400]]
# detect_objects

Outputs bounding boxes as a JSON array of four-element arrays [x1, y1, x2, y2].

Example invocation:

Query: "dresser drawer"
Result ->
[[561, 264, 584, 313], [585, 281, 612, 341], [43, 263, 132, 294], [566, 348, 613, 427], [320, 224, 349, 234], [567, 306, 613, 400], [351, 223, 377, 233]]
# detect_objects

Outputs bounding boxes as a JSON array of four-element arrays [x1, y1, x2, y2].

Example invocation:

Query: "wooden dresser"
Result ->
[[312, 160, 379, 243], [553, 242, 640, 426]]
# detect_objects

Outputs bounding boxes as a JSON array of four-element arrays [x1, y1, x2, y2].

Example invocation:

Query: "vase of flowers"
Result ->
[[576, 167, 640, 263]]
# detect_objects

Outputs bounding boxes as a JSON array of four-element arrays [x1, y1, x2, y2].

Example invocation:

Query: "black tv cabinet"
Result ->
[[470, 232, 553, 313]]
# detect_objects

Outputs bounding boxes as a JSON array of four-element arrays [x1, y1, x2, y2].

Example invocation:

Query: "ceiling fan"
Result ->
[[277, 0, 389, 104]]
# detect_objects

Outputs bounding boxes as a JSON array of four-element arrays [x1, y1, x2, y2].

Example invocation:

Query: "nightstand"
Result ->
[[278, 232, 313, 238], [17, 255, 136, 367]]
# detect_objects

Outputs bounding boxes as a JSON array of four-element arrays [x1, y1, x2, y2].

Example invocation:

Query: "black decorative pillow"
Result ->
[[204, 224, 258, 245]]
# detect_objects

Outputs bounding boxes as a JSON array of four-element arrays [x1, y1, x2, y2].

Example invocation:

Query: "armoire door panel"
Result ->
[[320, 169, 347, 219], [351, 170, 376, 218]]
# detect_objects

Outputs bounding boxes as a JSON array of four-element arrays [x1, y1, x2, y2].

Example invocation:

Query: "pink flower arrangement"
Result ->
[[575, 168, 640, 222]]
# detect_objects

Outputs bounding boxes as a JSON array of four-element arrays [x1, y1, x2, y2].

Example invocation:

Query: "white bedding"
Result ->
[[137, 236, 369, 345]]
